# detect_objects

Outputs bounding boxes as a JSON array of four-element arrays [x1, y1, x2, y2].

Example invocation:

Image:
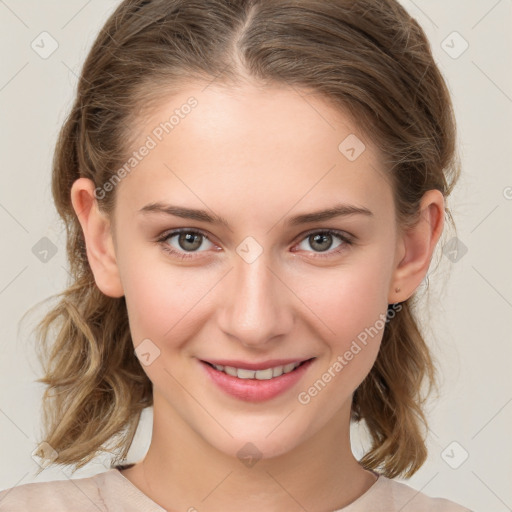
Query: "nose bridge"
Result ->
[[217, 250, 293, 347]]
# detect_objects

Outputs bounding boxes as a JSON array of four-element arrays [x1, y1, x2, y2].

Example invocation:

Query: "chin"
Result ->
[[203, 423, 308, 466]]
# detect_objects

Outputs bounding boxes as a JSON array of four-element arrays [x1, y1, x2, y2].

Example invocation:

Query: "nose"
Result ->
[[216, 252, 294, 349]]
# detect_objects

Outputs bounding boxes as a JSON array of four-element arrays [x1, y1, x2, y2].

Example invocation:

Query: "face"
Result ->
[[109, 82, 402, 460]]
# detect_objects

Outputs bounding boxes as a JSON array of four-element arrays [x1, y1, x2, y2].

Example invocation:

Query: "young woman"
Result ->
[[0, 0, 472, 510]]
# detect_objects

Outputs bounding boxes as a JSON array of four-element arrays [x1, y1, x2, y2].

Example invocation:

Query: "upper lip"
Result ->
[[201, 358, 314, 371]]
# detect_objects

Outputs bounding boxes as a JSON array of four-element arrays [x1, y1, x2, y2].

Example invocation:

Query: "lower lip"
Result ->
[[199, 359, 314, 402]]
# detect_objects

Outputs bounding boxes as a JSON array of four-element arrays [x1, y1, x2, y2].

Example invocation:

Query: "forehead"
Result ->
[[114, 81, 392, 223]]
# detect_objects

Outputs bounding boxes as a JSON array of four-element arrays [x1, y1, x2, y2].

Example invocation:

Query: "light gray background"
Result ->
[[1, 1, 511, 510]]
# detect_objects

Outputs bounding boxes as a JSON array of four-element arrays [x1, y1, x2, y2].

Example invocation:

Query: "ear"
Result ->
[[388, 189, 445, 303], [70, 178, 124, 298]]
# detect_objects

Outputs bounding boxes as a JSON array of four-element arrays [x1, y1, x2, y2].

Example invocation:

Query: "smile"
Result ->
[[200, 358, 316, 402], [205, 361, 305, 380]]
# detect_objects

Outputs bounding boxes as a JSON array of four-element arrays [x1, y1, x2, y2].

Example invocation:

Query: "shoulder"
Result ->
[[0, 467, 165, 512], [341, 474, 473, 512], [384, 477, 472, 511], [0, 470, 111, 512]]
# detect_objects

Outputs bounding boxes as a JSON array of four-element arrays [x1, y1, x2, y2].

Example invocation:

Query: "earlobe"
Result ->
[[389, 189, 445, 303], [70, 178, 124, 298]]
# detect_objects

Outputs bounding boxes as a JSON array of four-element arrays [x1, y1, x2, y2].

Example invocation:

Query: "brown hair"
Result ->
[[31, 0, 460, 478]]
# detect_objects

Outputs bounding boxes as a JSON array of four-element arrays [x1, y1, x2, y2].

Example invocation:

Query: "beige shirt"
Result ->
[[0, 466, 472, 511]]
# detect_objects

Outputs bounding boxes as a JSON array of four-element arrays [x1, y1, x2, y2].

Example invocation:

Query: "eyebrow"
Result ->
[[139, 202, 373, 228]]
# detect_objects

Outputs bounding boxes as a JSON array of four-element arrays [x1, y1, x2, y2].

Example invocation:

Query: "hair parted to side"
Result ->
[[31, 0, 460, 478]]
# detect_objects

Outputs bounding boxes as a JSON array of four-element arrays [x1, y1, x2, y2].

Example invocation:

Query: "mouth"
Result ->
[[199, 357, 316, 402], [201, 358, 315, 380]]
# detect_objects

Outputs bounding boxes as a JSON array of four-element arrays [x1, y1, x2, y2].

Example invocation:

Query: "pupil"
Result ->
[[311, 233, 331, 252], [179, 233, 202, 251]]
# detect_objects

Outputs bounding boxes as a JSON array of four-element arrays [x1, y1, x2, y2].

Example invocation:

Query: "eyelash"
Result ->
[[156, 228, 354, 261]]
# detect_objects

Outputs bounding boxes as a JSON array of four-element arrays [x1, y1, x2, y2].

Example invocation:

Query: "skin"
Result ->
[[71, 81, 444, 512]]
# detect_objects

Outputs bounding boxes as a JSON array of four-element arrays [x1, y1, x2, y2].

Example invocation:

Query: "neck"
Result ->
[[121, 391, 377, 512]]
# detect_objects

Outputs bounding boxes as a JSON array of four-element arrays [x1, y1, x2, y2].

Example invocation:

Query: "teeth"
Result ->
[[272, 366, 283, 377], [211, 361, 303, 380], [224, 366, 238, 377], [255, 368, 273, 379]]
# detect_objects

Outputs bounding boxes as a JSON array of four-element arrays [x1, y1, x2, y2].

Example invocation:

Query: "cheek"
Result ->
[[302, 258, 391, 341], [118, 227, 395, 355], [295, 281, 389, 430], [296, 247, 394, 387], [119, 250, 217, 348]]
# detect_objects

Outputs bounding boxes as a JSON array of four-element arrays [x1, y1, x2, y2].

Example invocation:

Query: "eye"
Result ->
[[156, 228, 353, 261], [293, 229, 353, 258], [157, 229, 216, 259]]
